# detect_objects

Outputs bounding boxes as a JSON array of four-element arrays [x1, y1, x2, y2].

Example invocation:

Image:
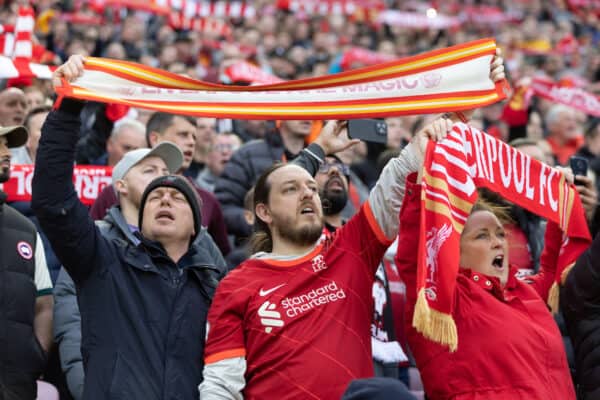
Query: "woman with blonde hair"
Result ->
[[394, 119, 578, 400]]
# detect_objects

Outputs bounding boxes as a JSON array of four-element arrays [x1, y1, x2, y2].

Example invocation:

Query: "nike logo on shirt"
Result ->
[[259, 283, 286, 297]]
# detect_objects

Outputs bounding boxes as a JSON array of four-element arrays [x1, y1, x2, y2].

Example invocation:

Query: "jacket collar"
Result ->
[[461, 266, 520, 299], [138, 228, 220, 272], [106, 205, 220, 273], [104, 206, 141, 246]]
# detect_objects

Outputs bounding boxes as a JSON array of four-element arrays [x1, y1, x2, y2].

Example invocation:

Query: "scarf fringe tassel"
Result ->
[[547, 262, 575, 314], [413, 288, 458, 352]]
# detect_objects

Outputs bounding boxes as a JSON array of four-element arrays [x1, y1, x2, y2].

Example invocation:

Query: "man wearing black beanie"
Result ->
[[32, 56, 226, 400], [139, 175, 203, 246]]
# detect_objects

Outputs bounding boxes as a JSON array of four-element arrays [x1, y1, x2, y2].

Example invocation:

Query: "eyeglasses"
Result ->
[[318, 162, 350, 176]]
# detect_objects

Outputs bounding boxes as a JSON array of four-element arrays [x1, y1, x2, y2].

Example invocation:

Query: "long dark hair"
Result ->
[[249, 162, 288, 254]]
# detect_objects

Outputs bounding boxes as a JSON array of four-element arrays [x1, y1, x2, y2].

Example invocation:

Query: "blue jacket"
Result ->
[[32, 101, 226, 400]]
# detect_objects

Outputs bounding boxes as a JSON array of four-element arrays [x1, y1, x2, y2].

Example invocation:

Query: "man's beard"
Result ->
[[273, 213, 323, 247], [321, 180, 348, 216], [0, 166, 10, 183]]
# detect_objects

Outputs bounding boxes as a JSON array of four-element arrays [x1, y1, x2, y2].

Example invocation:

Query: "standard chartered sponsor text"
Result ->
[[281, 281, 346, 318]]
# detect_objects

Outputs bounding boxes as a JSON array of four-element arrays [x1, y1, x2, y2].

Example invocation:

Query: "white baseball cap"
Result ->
[[112, 141, 183, 185]]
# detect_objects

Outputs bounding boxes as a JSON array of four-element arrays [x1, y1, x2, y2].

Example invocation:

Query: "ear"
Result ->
[[243, 209, 255, 225], [148, 131, 160, 147], [114, 180, 127, 197], [255, 203, 272, 225], [105, 136, 114, 152]]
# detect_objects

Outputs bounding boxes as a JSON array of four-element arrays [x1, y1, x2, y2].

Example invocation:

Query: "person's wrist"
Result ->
[[313, 138, 328, 155]]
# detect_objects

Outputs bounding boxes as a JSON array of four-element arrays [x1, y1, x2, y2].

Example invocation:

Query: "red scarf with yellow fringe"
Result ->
[[418, 123, 591, 351]]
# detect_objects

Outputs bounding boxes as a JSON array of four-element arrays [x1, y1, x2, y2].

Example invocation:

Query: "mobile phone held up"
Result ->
[[347, 119, 388, 144], [569, 155, 589, 185]]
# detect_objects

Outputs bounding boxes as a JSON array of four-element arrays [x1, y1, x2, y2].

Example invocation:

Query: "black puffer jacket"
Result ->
[[214, 132, 285, 240], [561, 232, 600, 400]]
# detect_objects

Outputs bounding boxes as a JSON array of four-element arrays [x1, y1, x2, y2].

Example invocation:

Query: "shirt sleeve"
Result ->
[[199, 357, 247, 400], [34, 233, 53, 296], [204, 271, 248, 365], [367, 142, 421, 241], [334, 202, 394, 276]]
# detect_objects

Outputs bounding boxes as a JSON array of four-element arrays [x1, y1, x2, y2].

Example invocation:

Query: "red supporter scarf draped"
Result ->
[[224, 61, 284, 85], [503, 77, 600, 122], [417, 123, 591, 352], [0, 5, 34, 58], [0, 56, 55, 80], [56, 39, 508, 120], [530, 77, 600, 117], [339, 48, 395, 70], [2, 165, 112, 206], [87, 0, 256, 18]]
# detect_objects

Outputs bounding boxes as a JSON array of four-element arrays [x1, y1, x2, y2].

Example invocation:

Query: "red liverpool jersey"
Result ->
[[204, 202, 393, 399]]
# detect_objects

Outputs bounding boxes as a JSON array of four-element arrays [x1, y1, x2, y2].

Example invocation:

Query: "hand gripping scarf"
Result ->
[[417, 123, 592, 351], [55, 39, 508, 120]]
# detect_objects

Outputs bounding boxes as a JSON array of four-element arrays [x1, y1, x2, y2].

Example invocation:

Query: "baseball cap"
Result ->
[[112, 141, 183, 185], [0, 125, 28, 148]]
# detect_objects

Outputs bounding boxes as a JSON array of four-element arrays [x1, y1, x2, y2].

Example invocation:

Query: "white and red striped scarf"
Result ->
[[417, 123, 591, 351], [0, 6, 55, 81], [55, 39, 508, 120], [0, 6, 34, 59], [530, 77, 600, 117], [503, 77, 600, 118], [276, 0, 383, 17], [224, 61, 284, 85], [88, 0, 255, 18], [0, 56, 55, 80]]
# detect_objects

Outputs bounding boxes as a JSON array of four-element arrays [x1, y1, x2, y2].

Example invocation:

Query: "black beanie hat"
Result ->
[[138, 175, 202, 240]]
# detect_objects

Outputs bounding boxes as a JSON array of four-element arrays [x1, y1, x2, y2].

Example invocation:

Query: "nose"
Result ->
[[491, 234, 504, 248], [328, 166, 341, 177], [159, 192, 173, 205], [188, 136, 196, 147], [300, 184, 315, 199]]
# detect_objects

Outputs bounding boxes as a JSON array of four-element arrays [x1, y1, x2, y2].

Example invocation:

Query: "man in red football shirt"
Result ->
[[199, 118, 443, 399]]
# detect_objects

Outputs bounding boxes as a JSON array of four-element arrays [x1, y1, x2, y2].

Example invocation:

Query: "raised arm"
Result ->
[[291, 120, 359, 176], [527, 221, 563, 301], [31, 55, 111, 284]]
